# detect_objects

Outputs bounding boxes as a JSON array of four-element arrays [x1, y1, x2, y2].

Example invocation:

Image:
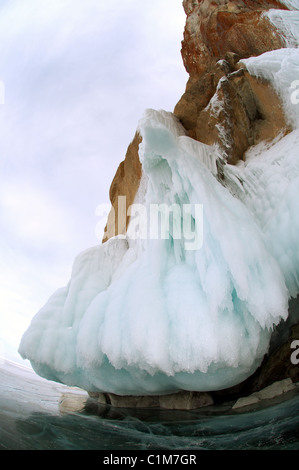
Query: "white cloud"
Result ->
[[0, 0, 188, 361], [1, 182, 70, 245]]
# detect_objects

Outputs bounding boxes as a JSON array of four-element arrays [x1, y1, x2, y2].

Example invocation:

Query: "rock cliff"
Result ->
[[180, 0, 287, 79], [104, 0, 290, 239], [174, 0, 291, 165]]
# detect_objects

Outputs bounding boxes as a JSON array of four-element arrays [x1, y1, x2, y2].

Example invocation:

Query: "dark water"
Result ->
[[0, 361, 298, 451]]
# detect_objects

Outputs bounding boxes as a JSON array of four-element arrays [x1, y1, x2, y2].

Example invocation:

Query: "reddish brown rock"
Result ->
[[195, 68, 290, 164], [181, 0, 288, 79], [174, 0, 291, 163], [103, 131, 142, 242], [88, 390, 214, 410]]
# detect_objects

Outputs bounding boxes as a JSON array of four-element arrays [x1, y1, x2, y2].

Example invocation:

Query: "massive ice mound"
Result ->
[[19, 107, 295, 395]]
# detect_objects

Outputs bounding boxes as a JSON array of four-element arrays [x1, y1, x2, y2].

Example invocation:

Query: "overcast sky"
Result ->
[[0, 0, 188, 363]]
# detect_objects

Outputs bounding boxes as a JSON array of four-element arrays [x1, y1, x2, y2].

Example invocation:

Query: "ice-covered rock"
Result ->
[[19, 0, 299, 399]]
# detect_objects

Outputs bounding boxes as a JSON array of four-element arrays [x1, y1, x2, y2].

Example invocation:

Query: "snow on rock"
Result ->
[[224, 129, 299, 299], [180, 0, 287, 78], [279, 0, 299, 11], [232, 13, 299, 300], [266, 8, 299, 47], [242, 48, 299, 129]]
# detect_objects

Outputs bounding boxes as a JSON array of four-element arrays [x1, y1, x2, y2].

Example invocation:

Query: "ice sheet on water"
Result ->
[[19, 108, 292, 395]]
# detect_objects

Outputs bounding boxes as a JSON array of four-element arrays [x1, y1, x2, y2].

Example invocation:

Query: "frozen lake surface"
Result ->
[[0, 360, 298, 450]]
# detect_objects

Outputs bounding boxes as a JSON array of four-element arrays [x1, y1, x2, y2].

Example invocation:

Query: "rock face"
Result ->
[[180, 0, 287, 79], [104, 0, 290, 238], [195, 68, 289, 165], [103, 131, 142, 242], [174, 0, 290, 163], [89, 390, 214, 410], [251, 323, 299, 391]]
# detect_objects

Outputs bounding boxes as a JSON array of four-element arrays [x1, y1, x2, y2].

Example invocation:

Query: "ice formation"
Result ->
[[19, 5, 299, 395]]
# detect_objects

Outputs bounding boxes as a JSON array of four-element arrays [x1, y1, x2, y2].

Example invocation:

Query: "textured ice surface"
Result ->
[[266, 7, 299, 47], [19, 108, 292, 395], [223, 130, 299, 299], [237, 18, 299, 299]]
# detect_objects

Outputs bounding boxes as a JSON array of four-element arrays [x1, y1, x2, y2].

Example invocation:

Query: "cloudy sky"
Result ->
[[0, 0, 188, 363]]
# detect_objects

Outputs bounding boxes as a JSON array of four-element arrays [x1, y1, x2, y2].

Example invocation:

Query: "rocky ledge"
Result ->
[[87, 378, 298, 411]]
